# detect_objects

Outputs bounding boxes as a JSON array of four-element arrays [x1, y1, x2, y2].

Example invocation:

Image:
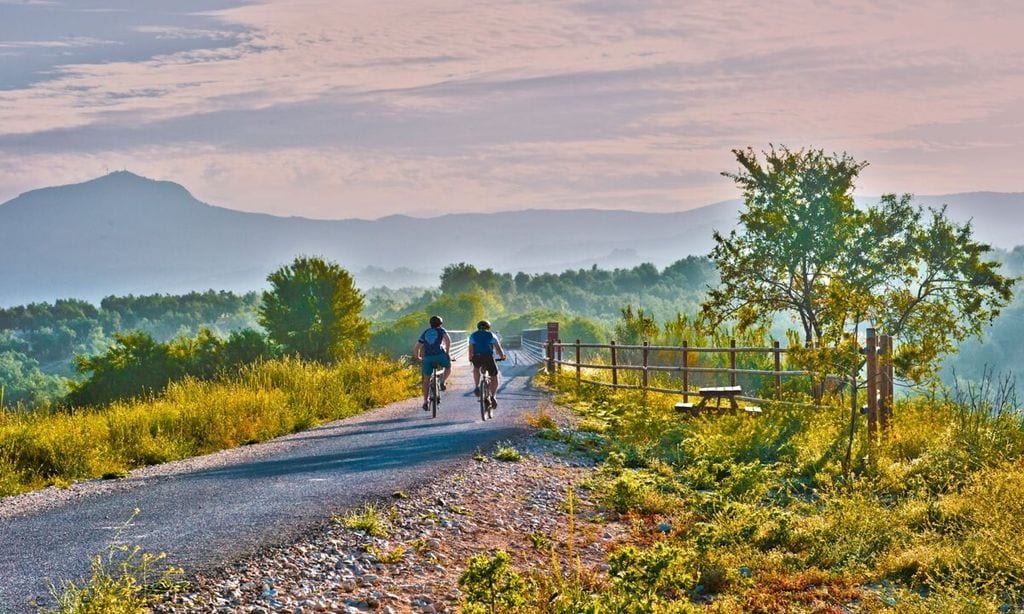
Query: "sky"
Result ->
[[1, 0, 1022, 219]]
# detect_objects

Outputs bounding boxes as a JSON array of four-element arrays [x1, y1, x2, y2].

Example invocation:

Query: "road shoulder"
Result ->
[[152, 408, 627, 613]]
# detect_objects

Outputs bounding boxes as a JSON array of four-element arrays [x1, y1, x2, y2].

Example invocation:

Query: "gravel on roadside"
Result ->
[[151, 428, 626, 614]]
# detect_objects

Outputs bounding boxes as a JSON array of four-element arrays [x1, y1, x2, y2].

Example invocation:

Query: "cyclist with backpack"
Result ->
[[413, 315, 452, 411], [469, 320, 507, 409]]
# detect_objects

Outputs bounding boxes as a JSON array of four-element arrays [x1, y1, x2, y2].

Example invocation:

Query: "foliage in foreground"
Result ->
[[40, 510, 183, 614], [336, 503, 392, 538], [0, 356, 416, 497], [463, 373, 1024, 612]]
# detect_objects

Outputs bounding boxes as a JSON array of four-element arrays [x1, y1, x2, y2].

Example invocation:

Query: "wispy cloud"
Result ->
[[0, 0, 1022, 217]]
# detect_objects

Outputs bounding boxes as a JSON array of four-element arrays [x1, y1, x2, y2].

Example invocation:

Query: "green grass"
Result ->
[[336, 503, 392, 538], [0, 356, 417, 497], [40, 510, 185, 614], [476, 372, 1024, 612], [493, 442, 523, 462]]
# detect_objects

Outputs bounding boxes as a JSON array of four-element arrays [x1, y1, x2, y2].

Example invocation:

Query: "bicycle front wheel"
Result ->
[[429, 378, 439, 418]]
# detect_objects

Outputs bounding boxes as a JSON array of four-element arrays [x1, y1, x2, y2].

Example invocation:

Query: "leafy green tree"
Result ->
[[424, 291, 488, 331], [259, 257, 370, 361], [67, 331, 181, 406], [221, 329, 280, 366], [703, 146, 1015, 381], [614, 305, 658, 344], [562, 317, 608, 344], [369, 312, 430, 357], [169, 327, 225, 380], [0, 350, 68, 407], [440, 263, 513, 296]]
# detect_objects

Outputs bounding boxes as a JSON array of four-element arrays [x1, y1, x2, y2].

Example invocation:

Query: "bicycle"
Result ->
[[426, 364, 444, 418], [477, 357, 505, 421]]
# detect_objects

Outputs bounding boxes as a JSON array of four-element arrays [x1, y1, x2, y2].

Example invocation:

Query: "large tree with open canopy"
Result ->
[[702, 146, 1015, 382], [259, 256, 369, 362]]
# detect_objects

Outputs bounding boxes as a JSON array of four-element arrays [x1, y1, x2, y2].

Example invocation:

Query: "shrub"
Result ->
[[459, 550, 528, 613], [41, 511, 183, 614], [337, 503, 391, 538], [605, 542, 698, 605], [524, 407, 557, 430], [493, 442, 523, 462]]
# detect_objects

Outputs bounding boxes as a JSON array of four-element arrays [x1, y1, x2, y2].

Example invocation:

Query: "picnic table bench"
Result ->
[[674, 386, 761, 416]]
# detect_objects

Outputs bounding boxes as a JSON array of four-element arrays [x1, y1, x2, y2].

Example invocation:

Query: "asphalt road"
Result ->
[[0, 353, 547, 613]]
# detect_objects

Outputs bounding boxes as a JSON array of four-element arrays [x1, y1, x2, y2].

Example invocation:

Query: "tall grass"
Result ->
[[0, 356, 417, 497], [493, 371, 1024, 611]]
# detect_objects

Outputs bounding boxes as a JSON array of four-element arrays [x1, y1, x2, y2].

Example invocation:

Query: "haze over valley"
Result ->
[[3, 171, 1021, 307]]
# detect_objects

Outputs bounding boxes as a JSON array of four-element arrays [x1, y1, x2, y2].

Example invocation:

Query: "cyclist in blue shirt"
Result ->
[[469, 319, 507, 409], [413, 315, 452, 411]]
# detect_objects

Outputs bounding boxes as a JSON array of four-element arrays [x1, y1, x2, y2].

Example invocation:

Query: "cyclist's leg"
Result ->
[[421, 356, 435, 404], [471, 356, 482, 395], [440, 354, 452, 390], [486, 356, 499, 402]]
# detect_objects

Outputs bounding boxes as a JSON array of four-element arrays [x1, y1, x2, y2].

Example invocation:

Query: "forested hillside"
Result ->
[[1, 247, 1018, 409], [365, 257, 718, 356], [0, 291, 260, 406]]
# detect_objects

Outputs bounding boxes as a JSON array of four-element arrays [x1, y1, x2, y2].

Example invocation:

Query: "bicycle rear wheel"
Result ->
[[479, 375, 489, 421]]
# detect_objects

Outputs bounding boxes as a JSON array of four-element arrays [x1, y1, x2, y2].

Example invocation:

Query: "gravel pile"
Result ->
[[153, 434, 622, 613]]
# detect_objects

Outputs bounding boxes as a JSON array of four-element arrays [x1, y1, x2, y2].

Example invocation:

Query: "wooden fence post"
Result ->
[[866, 328, 878, 443], [556, 339, 563, 374], [850, 332, 859, 413], [682, 340, 689, 401], [729, 339, 737, 388], [844, 332, 861, 475], [546, 338, 554, 375], [546, 321, 559, 375], [610, 340, 618, 388], [642, 341, 649, 391], [811, 339, 822, 403], [773, 340, 782, 400], [575, 339, 581, 387], [879, 335, 893, 436]]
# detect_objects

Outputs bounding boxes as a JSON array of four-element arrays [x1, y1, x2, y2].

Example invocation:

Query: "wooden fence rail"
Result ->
[[542, 334, 894, 424], [544, 339, 809, 404], [528, 322, 894, 439]]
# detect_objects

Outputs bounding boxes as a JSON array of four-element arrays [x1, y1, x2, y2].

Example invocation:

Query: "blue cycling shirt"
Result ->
[[419, 327, 448, 356], [470, 330, 497, 355]]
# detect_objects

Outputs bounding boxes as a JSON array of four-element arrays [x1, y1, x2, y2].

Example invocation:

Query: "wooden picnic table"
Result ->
[[675, 386, 752, 416], [695, 386, 742, 414]]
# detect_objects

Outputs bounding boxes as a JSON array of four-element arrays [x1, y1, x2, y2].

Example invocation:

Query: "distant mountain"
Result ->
[[0, 172, 740, 305], [1, 172, 1021, 306], [908, 192, 1024, 250]]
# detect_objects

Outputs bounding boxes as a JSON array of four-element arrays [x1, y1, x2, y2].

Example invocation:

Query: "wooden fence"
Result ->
[[535, 323, 895, 437], [543, 338, 806, 404]]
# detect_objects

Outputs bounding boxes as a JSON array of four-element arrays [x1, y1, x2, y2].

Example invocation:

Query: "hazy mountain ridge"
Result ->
[[1, 172, 1021, 306]]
